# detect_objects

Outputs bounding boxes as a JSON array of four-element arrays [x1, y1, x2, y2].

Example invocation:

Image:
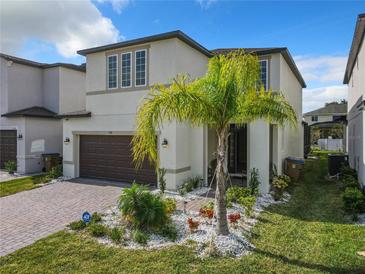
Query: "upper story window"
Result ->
[[135, 50, 147, 87], [121, 52, 132, 88], [311, 116, 318, 122], [259, 60, 268, 90], [107, 55, 118, 89]]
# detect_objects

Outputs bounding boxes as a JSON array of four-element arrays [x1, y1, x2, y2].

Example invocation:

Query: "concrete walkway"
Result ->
[[0, 181, 122, 256]]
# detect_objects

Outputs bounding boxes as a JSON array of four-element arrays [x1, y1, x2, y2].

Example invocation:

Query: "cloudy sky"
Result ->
[[0, 0, 363, 113]]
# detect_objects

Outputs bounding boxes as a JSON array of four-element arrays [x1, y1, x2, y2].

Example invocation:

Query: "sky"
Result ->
[[1, 0, 364, 113]]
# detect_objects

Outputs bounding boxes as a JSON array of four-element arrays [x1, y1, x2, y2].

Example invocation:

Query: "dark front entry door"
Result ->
[[0, 130, 17, 169], [228, 125, 247, 174], [79, 135, 156, 185]]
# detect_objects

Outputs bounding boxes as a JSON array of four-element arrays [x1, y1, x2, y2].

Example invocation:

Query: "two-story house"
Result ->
[[0, 53, 86, 174], [344, 13, 365, 188], [61, 31, 305, 194], [303, 101, 347, 126]]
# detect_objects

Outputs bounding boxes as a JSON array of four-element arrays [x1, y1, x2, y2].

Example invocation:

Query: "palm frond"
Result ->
[[233, 87, 298, 127], [132, 75, 214, 168]]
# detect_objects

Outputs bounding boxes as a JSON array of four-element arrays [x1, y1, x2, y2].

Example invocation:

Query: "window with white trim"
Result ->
[[107, 55, 118, 89], [135, 50, 147, 86], [259, 60, 268, 90], [311, 116, 318, 122], [121, 52, 132, 88]]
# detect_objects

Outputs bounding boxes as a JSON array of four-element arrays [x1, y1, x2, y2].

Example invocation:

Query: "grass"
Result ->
[[1, 155, 365, 273], [0, 175, 50, 197]]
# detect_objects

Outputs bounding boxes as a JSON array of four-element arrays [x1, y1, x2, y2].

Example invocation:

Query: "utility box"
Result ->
[[42, 153, 61, 172], [328, 154, 348, 176], [285, 157, 305, 180]]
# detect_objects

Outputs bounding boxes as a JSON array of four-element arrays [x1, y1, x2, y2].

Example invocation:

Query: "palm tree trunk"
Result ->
[[215, 127, 230, 235]]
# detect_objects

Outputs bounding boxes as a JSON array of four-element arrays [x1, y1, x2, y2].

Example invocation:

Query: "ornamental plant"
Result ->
[[228, 212, 241, 223], [4, 160, 16, 174], [132, 50, 297, 235], [342, 187, 365, 215], [272, 176, 288, 201], [199, 208, 214, 219], [187, 218, 200, 232]]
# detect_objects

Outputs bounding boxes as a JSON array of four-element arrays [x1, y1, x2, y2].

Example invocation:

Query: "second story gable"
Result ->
[[303, 102, 347, 125]]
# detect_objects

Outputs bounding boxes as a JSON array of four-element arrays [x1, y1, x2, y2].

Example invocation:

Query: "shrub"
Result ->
[[228, 212, 241, 223], [118, 183, 167, 229], [91, 212, 102, 223], [226, 186, 251, 207], [88, 223, 108, 237], [163, 198, 177, 215], [187, 218, 200, 232], [340, 164, 357, 179], [108, 227, 125, 244], [68, 220, 86, 231], [157, 223, 178, 241], [201, 201, 214, 211], [238, 196, 256, 217], [4, 160, 16, 174], [199, 208, 214, 218], [342, 187, 365, 215], [158, 168, 167, 194], [48, 164, 63, 179], [272, 176, 288, 201], [341, 175, 359, 189], [178, 176, 202, 195], [248, 168, 260, 195], [132, 229, 149, 245]]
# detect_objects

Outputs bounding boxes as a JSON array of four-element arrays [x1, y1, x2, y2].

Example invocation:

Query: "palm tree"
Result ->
[[132, 50, 297, 235]]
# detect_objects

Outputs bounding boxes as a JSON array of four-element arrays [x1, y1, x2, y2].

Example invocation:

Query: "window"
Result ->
[[259, 60, 268, 90], [311, 116, 318, 122], [135, 50, 147, 86], [121, 52, 132, 88], [107, 55, 118, 89]]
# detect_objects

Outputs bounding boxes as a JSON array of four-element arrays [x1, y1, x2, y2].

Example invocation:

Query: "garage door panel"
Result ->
[[79, 135, 156, 185]]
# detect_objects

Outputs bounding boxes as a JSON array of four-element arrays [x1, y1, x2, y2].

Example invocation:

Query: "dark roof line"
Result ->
[[1, 106, 58, 119], [211, 48, 306, 88], [0, 53, 86, 72], [303, 102, 347, 116], [56, 110, 91, 118], [77, 30, 213, 57], [344, 13, 365, 84]]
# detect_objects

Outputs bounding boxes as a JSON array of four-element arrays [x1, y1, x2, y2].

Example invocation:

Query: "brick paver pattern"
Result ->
[[0, 181, 122, 256]]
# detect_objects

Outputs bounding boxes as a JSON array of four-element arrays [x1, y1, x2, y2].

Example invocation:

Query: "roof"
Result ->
[[304, 102, 347, 116], [56, 110, 91, 118], [1, 106, 58, 118], [77, 30, 213, 57], [344, 13, 365, 84], [211, 48, 306, 88], [0, 53, 86, 72], [310, 120, 346, 128]]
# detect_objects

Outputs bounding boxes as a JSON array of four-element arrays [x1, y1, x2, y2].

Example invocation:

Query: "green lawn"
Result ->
[[0, 175, 50, 197], [1, 155, 364, 273]]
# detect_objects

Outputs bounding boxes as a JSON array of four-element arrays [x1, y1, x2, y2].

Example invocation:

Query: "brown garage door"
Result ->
[[79, 135, 156, 185], [0, 130, 17, 169]]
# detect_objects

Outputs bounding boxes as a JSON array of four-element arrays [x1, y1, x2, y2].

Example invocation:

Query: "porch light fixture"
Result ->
[[64, 137, 70, 144], [17, 133, 23, 139], [161, 138, 168, 148]]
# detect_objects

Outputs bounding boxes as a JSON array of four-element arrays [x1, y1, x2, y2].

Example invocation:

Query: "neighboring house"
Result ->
[[344, 13, 365, 188], [61, 30, 305, 194], [303, 102, 347, 151], [0, 53, 86, 174]]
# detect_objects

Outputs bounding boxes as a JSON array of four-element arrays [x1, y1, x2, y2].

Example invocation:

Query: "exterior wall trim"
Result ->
[[165, 166, 191, 174]]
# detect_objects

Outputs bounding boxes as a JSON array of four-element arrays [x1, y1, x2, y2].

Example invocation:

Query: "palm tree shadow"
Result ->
[[252, 248, 365, 274]]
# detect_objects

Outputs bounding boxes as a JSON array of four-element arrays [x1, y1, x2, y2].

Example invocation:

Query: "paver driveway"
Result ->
[[0, 181, 122, 256]]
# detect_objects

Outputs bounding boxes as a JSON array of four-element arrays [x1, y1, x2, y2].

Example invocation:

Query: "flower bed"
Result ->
[[77, 188, 291, 258]]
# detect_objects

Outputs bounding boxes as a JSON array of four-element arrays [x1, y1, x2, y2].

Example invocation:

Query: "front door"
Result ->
[[228, 124, 247, 174]]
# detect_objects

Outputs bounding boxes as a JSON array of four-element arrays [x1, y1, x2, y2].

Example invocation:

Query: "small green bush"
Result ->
[[118, 183, 167, 229], [157, 223, 178, 241], [91, 212, 102, 223], [163, 198, 177, 215], [108, 227, 125, 244], [132, 229, 149, 245], [68, 220, 86, 231], [238, 196, 256, 217], [201, 201, 214, 211], [48, 164, 63, 179], [4, 160, 16, 174], [340, 164, 357, 179], [226, 186, 251, 207], [272, 176, 289, 201], [88, 223, 108, 237], [248, 168, 260, 195], [342, 187, 365, 215], [178, 176, 202, 195], [341, 175, 359, 189], [158, 168, 167, 194]]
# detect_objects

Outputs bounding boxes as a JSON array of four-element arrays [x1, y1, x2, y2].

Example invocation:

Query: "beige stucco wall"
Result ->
[[303, 114, 334, 126], [43, 67, 60, 113], [347, 34, 365, 187]]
